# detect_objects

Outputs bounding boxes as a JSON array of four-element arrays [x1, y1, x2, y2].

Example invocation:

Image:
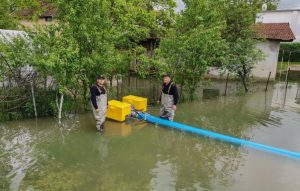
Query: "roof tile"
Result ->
[[255, 23, 295, 41]]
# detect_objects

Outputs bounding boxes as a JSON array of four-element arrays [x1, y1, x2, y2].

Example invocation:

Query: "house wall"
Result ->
[[252, 41, 280, 80], [205, 40, 280, 81], [20, 18, 56, 29], [257, 10, 300, 42]]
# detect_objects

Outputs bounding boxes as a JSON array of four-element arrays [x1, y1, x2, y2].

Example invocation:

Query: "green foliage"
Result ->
[[0, 0, 17, 29], [224, 38, 264, 92], [0, 0, 45, 29], [279, 43, 300, 62], [0, 0, 270, 121], [263, 0, 280, 10], [221, 0, 265, 92], [160, 0, 228, 99], [0, 0, 177, 121]]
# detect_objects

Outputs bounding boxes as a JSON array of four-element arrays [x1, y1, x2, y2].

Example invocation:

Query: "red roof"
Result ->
[[19, 2, 57, 18], [255, 23, 295, 42]]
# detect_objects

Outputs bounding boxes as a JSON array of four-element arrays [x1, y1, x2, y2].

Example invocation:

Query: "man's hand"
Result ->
[[157, 100, 161, 105], [96, 108, 100, 113], [172, 105, 177, 110]]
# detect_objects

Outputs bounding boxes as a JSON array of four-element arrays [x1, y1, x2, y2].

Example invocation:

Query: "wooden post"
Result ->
[[31, 81, 37, 118], [285, 52, 292, 89], [224, 73, 229, 96], [279, 49, 284, 81], [56, 93, 64, 125], [265, 72, 271, 92], [285, 68, 290, 90]]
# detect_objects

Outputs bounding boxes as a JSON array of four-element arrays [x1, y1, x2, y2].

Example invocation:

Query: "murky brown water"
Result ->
[[1, 81, 300, 191]]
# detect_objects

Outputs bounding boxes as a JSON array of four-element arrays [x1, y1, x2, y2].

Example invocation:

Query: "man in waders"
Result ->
[[158, 74, 179, 121], [90, 75, 107, 132]]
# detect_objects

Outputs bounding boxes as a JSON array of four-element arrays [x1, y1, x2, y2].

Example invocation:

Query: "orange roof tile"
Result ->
[[255, 23, 295, 42]]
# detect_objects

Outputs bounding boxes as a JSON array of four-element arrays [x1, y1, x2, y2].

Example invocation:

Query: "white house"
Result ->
[[252, 23, 295, 80], [206, 23, 295, 81], [257, 9, 300, 42]]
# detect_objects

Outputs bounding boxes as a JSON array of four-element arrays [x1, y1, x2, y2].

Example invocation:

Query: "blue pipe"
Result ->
[[137, 112, 300, 159]]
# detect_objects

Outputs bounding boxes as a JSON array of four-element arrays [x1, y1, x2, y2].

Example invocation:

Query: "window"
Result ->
[[45, 16, 53, 22]]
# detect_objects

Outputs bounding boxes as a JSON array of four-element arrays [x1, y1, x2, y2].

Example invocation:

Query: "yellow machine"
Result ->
[[106, 95, 147, 122], [106, 100, 131, 122], [122, 95, 147, 112]]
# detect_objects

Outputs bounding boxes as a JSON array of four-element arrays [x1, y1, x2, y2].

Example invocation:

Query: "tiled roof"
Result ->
[[19, 2, 57, 18], [255, 23, 295, 42]]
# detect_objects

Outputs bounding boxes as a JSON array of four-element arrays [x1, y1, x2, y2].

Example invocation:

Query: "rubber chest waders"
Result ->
[[91, 86, 107, 130], [160, 82, 175, 121]]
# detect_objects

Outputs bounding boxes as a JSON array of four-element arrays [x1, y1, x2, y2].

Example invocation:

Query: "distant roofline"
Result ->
[[255, 23, 295, 42], [262, 8, 300, 13]]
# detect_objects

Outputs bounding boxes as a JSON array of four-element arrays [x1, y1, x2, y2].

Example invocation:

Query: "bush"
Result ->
[[0, 88, 77, 121], [278, 42, 300, 62]]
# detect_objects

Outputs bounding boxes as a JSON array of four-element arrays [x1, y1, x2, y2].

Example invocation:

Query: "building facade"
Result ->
[[206, 23, 295, 81], [257, 9, 300, 42]]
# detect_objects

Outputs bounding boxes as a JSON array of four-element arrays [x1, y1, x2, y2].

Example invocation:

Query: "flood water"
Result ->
[[1, 81, 300, 191]]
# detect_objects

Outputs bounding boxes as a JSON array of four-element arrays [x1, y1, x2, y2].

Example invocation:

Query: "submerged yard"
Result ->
[[1, 81, 300, 191]]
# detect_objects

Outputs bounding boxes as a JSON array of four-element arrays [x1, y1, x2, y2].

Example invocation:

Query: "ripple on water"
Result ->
[[0, 127, 37, 191]]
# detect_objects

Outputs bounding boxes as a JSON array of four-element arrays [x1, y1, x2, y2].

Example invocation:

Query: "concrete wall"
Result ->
[[252, 41, 280, 80], [257, 10, 300, 42]]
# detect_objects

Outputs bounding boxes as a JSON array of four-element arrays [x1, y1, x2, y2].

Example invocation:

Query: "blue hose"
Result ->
[[137, 112, 300, 159]]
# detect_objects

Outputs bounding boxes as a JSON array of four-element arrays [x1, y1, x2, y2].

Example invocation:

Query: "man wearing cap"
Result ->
[[158, 74, 179, 121], [90, 75, 107, 132]]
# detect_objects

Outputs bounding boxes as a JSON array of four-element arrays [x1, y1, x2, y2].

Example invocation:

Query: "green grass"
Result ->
[[277, 61, 300, 73]]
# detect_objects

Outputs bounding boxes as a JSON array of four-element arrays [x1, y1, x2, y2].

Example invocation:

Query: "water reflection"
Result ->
[[150, 160, 177, 191], [0, 126, 36, 191], [105, 120, 132, 137], [0, 81, 299, 191]]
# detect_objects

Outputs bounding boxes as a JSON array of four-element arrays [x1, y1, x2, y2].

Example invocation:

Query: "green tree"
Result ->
[[29, 25, 81, 124], [159, 0, 227, 100], [262, 0, 280, 10], [222, 0, 264, 92], [0, 0, 46, 29], [1, 0, 177, 121], [53, 0, 176, 98], [107, 0, 176, 79], [0, 32, 39, 120]]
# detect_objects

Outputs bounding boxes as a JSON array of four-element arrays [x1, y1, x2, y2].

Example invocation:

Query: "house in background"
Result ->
[[257, 9, 300, 42], [206, 23, 295, 81], [252, 23, 295, 80], [19, 2, 56, 28]]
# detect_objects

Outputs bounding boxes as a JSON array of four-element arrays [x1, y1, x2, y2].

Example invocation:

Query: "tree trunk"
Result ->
[[109, 76, 113, 88], [56, 93, 64, 125], [241, 76, 248, 92], [31, 81, 37, 118], [82, 79, 88, 111], [241, 65, 249, 92], [238, 70, 248, 93]]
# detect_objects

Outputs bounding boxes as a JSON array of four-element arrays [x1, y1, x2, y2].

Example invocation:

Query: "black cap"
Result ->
[[162, 73, 171, 78], [97, 75, 105, 80]]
